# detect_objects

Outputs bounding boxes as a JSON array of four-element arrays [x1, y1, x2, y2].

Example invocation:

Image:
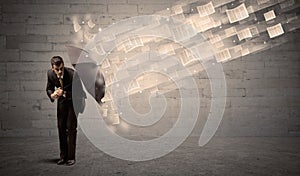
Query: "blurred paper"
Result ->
[[209, 35, 221, 44], [102, 34, 116, 42], [189, 15, 217, 32], [172, 5, 183, 15], [101, 59, 110, 69], [267, 23, 284, 38], [96, 44, 106, 55], [264, 10, 276, 21], [123, 35, 144, 53], [73, 19, 82, 33], [171, 21, 197, 41], [179, 49, 197, 66], [232, 45, 242, 53], [102, 108, 108, 117], [150, 86, 159, 95], [247, 6, 254, 13], [197, 1, 215, 17], [84, 31, 95, 41], [213, 40, 224, 49], [226, 3, 249, 23], [112, 113, 120, 125], [158, 44, 176, 56], [171, 13, 186, 22], [216, 48, 231, 62], [241, 48, 250, 56], [237, 28, 252, 41], [102, 91, 112, 102], [127, 79, 140, 93], [88, 19, 96, 28], [105, 74, 115, 86], [279, 0, 295, 9], [224, 27, 237, 38], [249, 26, 259, 36]]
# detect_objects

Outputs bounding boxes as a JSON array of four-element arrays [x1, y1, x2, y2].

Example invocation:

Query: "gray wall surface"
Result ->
[[0, 0, 299, 137]]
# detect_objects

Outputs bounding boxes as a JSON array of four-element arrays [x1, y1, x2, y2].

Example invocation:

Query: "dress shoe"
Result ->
[[65, 160, 76, 166], [57, 159, 66, 165]]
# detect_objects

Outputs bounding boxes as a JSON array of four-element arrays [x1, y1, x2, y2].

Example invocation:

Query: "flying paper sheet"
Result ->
[[73, 19, 82, 33], [197, 1, 215, 17], [267, 23, 284, 38], [88, 19, 96, 28], [264, 10, 276, 22], [123, 36, 144, 53], [237, 28, 252, 41], [226, 3, 249, 23], [215, 48, 231, 62]]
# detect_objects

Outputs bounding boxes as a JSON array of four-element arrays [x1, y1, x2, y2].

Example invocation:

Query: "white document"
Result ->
[[267, 23, 284, 38], [197, 1, 215, 17], [264, 10, 276, 21], [73, 20, 81, 33], [237, 28, 252, 41], [226, 3, 249, 23], [215, 48, 231, 62]]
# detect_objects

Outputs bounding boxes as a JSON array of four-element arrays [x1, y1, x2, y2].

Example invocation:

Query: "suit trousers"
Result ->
[[57, 100, 77, 160]]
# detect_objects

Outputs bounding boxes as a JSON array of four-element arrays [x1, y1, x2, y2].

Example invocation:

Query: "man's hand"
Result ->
[[51, 88, 63, 99], [56, 88, 63, 96]]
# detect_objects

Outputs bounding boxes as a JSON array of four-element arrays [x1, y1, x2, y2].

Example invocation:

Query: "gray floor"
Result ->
[[0, 132, 300, 176]]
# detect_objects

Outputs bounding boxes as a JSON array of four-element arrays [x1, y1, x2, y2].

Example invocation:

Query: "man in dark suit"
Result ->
[[46, 56, 85, 166]]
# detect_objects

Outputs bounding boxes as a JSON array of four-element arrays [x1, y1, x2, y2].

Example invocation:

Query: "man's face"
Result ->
[[52, 63, 64, 77]]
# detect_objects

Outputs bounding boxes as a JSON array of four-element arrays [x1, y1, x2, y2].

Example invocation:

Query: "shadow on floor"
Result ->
[[39, 158, 59, 164]]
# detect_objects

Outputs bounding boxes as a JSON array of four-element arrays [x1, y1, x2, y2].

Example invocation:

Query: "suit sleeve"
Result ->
[[46, 70, 55, 102]]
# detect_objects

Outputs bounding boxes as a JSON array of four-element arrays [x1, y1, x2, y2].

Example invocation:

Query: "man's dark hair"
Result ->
[[51, 56, 64, 67]]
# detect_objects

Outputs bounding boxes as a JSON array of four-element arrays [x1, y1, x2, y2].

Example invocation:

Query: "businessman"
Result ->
[[46, 56, 85, 166]]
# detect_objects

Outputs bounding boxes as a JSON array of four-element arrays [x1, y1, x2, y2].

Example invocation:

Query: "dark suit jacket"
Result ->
[[46, 67, 86, 113]]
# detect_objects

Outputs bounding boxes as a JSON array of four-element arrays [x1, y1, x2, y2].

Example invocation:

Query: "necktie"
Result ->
[[59, 77, 63, 88]]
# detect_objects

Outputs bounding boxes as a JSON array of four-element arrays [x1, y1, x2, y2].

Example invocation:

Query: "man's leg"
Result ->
[[57, 103, 68, 164], [66, 103, 77, 165]]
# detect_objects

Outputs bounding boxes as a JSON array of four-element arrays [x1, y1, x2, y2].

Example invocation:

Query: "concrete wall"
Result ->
[[0, 0, 299, 137]]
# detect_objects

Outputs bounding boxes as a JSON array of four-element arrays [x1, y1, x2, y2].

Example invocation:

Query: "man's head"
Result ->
[[51, 56, 64, 77]]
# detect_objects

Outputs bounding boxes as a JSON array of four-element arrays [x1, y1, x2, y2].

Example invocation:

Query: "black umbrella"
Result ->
[[66, 45, 105, 104]]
